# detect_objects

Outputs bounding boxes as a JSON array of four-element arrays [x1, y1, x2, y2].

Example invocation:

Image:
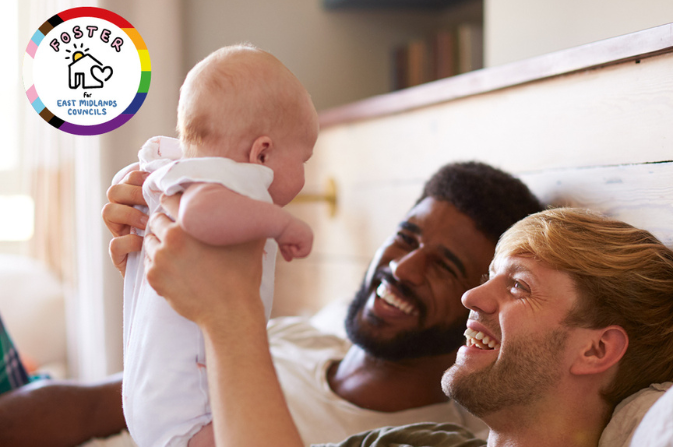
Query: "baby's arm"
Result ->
[[178, 183, 313, 261]]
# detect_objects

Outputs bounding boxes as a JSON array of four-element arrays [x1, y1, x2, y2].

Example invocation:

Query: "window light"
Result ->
[[0, 195, 35, 241]]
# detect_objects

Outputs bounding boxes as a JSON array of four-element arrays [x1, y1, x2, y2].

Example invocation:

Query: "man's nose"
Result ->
[[390, 249, 425, 286], [461, 279, 498, 315]]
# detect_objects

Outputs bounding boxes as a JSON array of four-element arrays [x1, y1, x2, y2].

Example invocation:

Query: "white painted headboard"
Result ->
[[274, 23, 673, 317], [521, 162, 673, 247]]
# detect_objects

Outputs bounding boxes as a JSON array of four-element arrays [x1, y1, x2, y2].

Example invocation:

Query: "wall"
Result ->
[[184, 0, 482, 111], [485, 0, 673, 67]]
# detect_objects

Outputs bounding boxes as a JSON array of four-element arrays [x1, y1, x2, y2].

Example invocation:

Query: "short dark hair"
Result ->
[[419, 162, 543, 243]]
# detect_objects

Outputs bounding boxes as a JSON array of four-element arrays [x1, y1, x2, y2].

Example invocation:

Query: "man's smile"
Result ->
[[463, 320, 501, 351], [365, 269, 426, 324], [375, 281, 420, 316], [464, 327, 500, 350]]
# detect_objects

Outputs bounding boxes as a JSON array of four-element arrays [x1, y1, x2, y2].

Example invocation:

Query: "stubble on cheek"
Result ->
[[441, 328, 569, 418]]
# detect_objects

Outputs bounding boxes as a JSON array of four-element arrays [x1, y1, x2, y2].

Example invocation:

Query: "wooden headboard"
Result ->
[[521, 162, 673, 247], [273, 23, 673, 317]]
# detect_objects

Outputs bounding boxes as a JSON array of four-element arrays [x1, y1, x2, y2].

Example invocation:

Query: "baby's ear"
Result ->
[[249, 136, 273, 164]]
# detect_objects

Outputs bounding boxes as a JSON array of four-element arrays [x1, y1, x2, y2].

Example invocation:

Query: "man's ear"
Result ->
[[570, 326, 628, 376], [249, 136, 273, 165]]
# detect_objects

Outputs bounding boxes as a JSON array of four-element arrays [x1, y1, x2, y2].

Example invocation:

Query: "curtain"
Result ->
[[20, 0, 105, 379]]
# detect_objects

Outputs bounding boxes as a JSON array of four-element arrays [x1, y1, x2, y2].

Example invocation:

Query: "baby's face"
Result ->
[[264, 92, 319, 206], [266, 124, 316, 206]]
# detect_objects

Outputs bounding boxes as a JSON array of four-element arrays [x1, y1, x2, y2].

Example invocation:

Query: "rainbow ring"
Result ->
[[23, 7, 151, 135]]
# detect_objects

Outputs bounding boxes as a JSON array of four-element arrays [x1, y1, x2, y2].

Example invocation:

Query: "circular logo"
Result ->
[[23, 7, 151, 135]]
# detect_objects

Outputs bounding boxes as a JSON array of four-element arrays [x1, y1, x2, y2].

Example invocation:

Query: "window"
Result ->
[[0, 0, 34, 245]]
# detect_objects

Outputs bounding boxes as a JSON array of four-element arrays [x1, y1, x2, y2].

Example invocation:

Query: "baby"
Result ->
[[122, 45, 319, 447]]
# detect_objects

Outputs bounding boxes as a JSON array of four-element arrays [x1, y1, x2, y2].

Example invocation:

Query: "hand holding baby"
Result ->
[[144, 212, 267, 327]]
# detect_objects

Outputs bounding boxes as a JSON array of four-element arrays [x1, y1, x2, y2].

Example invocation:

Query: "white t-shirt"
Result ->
[[268, 317, 489, 446]]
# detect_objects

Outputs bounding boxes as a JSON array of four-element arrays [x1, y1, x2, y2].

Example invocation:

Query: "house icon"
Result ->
[[68, 54, 113, 89]]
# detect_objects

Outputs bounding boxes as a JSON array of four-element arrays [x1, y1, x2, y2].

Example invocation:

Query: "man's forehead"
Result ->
[[405, 199, 436, 219], [490, 255, 534, 274], [490, 255, 562, 282], [403, 198, 472, 234]]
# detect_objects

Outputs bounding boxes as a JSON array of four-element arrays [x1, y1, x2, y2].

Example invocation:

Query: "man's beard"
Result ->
[[344, 272, 467, 362], [442, 327, 568, 418]]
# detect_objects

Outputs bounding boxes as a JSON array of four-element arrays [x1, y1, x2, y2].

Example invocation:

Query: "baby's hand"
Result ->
[[277, 218, 313, 262]]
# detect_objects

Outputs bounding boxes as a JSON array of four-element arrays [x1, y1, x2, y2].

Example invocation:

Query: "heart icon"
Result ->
[[91, 65, 113, 84]]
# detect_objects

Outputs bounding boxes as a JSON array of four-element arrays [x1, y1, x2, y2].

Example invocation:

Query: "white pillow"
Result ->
[[630, 384, 673, 447], [599, 382, 672, 447]]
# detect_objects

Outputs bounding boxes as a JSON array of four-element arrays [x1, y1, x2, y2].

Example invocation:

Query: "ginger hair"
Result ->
[[496, 207, 673, 409]]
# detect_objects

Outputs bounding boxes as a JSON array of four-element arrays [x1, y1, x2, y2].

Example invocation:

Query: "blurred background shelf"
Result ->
[[391, 22, 482, 90], [324, 0, 470, 10]]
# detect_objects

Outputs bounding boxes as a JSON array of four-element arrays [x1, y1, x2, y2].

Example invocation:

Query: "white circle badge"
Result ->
[[23, 7, 151, 135]]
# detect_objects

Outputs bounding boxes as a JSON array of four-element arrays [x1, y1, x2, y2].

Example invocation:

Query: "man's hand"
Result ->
[[0, 373, 126, 447], [102, 166, 149, 276], [144, 212, 267, 328]]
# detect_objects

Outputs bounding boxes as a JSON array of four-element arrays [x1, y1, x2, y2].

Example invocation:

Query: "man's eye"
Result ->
[[511, 280, 530, 294], [437, 261, 457, 278], [396, 232, 414, 245]]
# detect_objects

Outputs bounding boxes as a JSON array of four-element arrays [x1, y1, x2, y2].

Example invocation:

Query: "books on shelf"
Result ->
[[406, 39, 426, 87], [391, 23, 483, 91], [457, 23, 484, 74]]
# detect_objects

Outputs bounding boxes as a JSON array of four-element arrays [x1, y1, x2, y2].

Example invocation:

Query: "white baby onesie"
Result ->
[[122, 136, 278, 447]]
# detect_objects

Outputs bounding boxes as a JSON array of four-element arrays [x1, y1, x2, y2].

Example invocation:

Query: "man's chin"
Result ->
[[441, 363, 493, 418], [441, 363, 464, 400]]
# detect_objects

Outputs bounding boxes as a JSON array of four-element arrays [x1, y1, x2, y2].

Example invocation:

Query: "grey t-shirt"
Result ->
[[314, 422, 487, 447]]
